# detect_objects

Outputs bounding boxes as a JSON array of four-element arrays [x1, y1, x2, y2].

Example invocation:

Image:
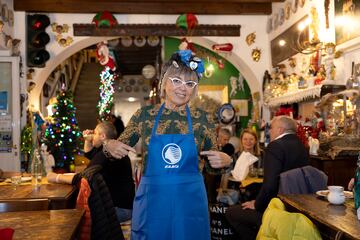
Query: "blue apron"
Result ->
[[131, 104, 210, 240]]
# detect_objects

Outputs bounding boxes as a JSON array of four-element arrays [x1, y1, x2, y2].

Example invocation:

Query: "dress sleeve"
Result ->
[[200, 112, 226, 175], [118, 108, 142, 147]]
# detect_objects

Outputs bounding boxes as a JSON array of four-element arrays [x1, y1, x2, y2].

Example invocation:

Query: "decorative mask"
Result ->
[[251, 48, 261, 62], [246, 32, 256, 46]]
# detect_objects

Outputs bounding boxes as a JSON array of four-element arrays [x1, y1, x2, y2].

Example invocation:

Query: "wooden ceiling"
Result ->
[[15, 0, 284, 15]]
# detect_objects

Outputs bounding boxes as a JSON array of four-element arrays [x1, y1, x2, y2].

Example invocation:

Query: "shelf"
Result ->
[[266, 85, 322, 107]]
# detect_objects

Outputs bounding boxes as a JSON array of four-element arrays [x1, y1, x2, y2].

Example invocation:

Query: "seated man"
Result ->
[[48, 121, 135, 223], [225, 116, 309, 240]]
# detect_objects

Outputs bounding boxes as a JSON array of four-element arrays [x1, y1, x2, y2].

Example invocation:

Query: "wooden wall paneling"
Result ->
[[73, 24, 241, 37]]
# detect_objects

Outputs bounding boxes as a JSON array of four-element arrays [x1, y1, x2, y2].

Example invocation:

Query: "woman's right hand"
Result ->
[[104, 139, 137, 159]]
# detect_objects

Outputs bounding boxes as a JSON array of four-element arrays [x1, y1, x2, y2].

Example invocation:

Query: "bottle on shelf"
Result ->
[[346, 62, 360, 89]]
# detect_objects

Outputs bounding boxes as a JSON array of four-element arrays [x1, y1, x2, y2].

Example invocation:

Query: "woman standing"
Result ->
[[104, 50, 232, 240]]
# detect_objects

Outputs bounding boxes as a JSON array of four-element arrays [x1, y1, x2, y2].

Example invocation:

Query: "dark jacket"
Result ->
[[255, 134, 309, 212], [83, 147, 135, 209], [278, 165, 328, 195], [80, 165, 124, 240]]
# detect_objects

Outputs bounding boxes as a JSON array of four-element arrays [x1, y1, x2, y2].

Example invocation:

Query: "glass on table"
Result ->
[[11, 175, 22, 189], [248, 165, 258, 178]]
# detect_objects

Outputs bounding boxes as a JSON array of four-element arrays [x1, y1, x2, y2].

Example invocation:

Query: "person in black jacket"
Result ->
[[225, 115, 309, 240], [48, 121, 135, 223]]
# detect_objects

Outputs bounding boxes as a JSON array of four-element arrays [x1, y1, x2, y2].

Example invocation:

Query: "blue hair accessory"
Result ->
[[175, 50, 205, 79]]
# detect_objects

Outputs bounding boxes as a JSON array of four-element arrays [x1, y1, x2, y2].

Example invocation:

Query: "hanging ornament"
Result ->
[[204, 57, 214, 78], [212, 43, 233, 52], [147, 36, 160, 47], [246, 32, 256, 46], [51, 23, 70, 34], [121, 37, 133, 47], [251, 48, 261, 62], [56, 35, 73, 47], [216, 59, 225, 69], [292, 0, 299, 13], [96, 41, 117, 72], [178, 38, 196, 52], [176, 13, 198, 30], [92, 11, 118, 27], [288, 57, 297, 68], [134, 36, 146, 47]]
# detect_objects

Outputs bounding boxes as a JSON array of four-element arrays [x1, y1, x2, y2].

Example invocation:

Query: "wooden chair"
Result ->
[[0, 199, 49, 213]]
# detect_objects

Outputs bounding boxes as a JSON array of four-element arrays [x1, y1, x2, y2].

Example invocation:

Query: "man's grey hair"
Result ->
[[273, 115, 297, 134]]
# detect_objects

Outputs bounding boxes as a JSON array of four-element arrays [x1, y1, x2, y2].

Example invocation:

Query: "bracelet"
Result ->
[[55, 174, 60, 183], [102, 140, 113, 158]]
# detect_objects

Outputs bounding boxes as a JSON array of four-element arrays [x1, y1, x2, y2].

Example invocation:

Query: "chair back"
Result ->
[[0, 199, 49, 213], [278, 165, 328, 195]]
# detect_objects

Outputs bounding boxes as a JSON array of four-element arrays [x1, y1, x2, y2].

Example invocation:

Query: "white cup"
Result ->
[[327, 185, 345, 205]]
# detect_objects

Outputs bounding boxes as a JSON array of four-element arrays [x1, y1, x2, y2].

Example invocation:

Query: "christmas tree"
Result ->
[[44, 90, 82, 171]]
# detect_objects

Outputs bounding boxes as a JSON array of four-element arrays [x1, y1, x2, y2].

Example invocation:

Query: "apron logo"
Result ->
[[162, 143, 182, 165]]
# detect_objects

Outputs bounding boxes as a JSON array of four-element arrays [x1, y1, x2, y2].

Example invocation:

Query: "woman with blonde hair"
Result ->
[[239, 128, 261, 158]]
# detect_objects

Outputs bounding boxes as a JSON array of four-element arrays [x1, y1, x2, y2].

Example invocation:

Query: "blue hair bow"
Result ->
[[176, 50, 205, 79]]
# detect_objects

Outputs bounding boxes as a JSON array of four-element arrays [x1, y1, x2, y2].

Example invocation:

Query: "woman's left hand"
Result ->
[[200, 151, 232, 168]]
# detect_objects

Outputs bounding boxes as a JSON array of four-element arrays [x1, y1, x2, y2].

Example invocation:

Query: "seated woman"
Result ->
[[48, 121, 135, 223], [227, 129, 263, 193]]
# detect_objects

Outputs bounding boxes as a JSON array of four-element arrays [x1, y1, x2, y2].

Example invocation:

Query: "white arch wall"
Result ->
[[14, 13, 270, 120]]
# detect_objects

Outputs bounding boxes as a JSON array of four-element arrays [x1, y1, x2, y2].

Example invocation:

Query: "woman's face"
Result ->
[[164, 74, 197, 108], [241, 132, 256, 152]]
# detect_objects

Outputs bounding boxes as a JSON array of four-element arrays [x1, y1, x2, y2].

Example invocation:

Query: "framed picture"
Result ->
[[335, 0, 360, 45], [231, 99, 248, 117]]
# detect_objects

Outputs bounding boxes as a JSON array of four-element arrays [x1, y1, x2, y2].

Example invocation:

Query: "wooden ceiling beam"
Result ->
[[73, 24, 241, 37], [15, 0, 273, 15]]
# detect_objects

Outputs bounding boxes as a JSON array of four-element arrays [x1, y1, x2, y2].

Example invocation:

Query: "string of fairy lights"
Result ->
[[97, 67, 116, 119]]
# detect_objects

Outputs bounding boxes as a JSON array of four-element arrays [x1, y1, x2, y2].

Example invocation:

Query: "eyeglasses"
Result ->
[[169, 77, 198, 89]]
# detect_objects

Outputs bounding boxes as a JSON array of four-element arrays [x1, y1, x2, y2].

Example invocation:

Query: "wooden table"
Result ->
[[0, 209, 84, 240], [278, 194, 360, 240], [0, 183, 77, 209]]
